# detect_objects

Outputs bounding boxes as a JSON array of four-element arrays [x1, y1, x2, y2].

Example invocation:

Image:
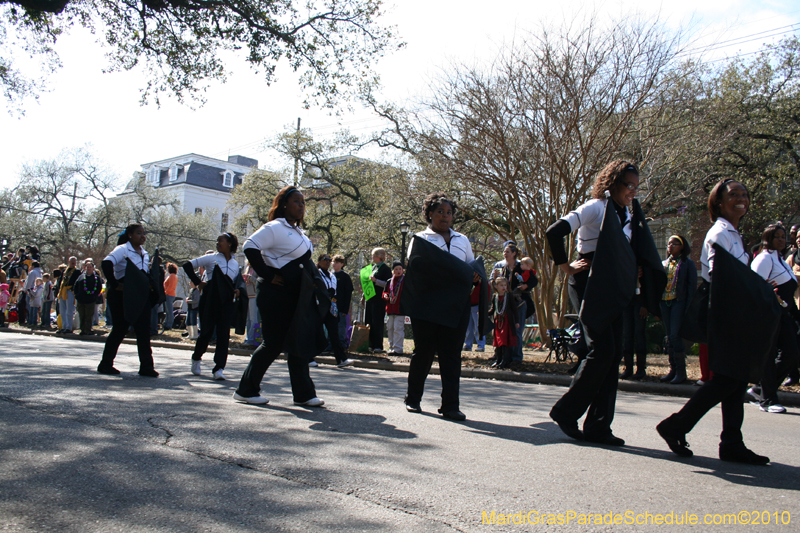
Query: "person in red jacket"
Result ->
[[383, 261, 405, 355]]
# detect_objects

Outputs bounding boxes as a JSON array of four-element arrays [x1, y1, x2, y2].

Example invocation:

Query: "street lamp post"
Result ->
[[399, 221, 410, 267]]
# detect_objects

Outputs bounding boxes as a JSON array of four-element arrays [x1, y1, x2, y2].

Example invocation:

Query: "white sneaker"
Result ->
[[746, 386, 763, 402], [371, 348, 385, 354], [336, 359, 354, 368], [294, 397, 325, 407], [233, 392, 269, 405], [694, 379, 704, 386], [191, 360, 202, 376], [212, 369, 226, 380], [308, 361, 319, 367], [760, 403, 787, 414], [475, 347, 485, 352]]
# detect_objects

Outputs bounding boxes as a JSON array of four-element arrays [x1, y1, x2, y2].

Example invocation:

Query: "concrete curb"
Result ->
[[3, 327, 799, 407]]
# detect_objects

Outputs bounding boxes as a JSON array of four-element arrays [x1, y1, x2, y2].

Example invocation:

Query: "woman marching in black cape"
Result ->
[[97, 224, 158, 377], [657, 179, 781, 465], [233, 186, 329, 407], [183, 232, 246, 381], [545, 161, 658, 446]]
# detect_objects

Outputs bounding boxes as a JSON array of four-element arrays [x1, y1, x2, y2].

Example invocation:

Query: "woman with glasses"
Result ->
[[545, 161, 640, 446]]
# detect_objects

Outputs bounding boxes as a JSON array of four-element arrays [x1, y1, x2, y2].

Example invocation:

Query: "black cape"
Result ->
[[579, 198, 637, 334], [708, 244, 782, 383], [287, 256, 331, 362], [399, 235, 478, 329], [198, 265, 248, 335], [630, 199, 668, 318], [123, 259, 152, 324], [149, 248, 166, 306]]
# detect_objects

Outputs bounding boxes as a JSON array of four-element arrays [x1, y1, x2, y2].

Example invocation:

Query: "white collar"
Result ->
[[278, 218, 302, 231], [715, 217, 740, 234], [125, 242, 145, 255]]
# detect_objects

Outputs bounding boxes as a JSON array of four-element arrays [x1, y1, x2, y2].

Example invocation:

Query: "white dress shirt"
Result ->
[[560, 198, 632, 254], [190, 252, 240, 281], [700, 218, 749, 282], [243, 218, 313, 268], [104, 242, 150, 280], [408, 227, 475, 263], [751, 249, 795, 286]]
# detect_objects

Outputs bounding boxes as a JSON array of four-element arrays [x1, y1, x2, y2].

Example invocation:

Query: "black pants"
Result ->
[[192, 299, 234, 372], [236, 281, 316, 402], [666, 374, 748, 446], [322, 312, 347, 364], [100, 289, 154, 371], [567, 270, 590, 361], [761, 310, 799, 403], [622, 300, 647, 371], [551, 315, 623, 438], [365, 296, 386, 350], [406, 314, 469, 413]]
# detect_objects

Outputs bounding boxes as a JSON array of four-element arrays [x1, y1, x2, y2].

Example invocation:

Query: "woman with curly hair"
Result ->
[[403, 192, 475, 421], [544, 160, 640, 446]]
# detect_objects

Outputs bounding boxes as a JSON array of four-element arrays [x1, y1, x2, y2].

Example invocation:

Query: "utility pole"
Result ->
[[293, 117, 301, 186]]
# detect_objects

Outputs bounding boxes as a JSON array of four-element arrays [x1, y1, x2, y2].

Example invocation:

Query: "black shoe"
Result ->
[[631, 369, 647, 380], [405, 403, 422, 413], [659, 371, 676, 383], [439, 409, 466, 421], [656, 419, 693, 457], [619, 368, 633, 380], [719, 444, 769, 465], [138, 368, 159, 377], [585, 433, 625, 446], [97, 365, 120, 375], [549, 409, 584, 440]]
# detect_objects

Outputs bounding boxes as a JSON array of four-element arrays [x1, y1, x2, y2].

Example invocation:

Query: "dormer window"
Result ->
[[222, 170, 234, 188], [169, 164, 181, 182], [147, 167, 160, 185]]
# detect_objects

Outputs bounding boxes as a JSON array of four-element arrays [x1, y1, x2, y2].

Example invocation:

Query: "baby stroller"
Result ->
[[157, 297, 186, 334], [545, 316, 581, 363]]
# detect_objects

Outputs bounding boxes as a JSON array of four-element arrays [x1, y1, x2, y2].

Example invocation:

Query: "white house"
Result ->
[[129, 153, 258, 232]]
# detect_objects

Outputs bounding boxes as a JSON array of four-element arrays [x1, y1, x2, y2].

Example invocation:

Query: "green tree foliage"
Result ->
[[639, 36, 800, 248], [1, 0, 401, 111]]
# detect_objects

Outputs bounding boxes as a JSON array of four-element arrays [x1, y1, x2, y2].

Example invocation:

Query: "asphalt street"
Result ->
[[1, 332, 799, 532]]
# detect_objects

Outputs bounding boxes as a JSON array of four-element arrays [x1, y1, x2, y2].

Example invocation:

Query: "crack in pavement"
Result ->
[[1, 395, 468, 533]]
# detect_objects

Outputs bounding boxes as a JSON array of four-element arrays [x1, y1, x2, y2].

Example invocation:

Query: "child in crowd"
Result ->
[[518, 257, 537, 318], [383, 261, 406, 355], [0, 283, 10, 326], [28, 277, 44, 327], [488, 276, 518, 369], [41, 273, 54, 328]]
